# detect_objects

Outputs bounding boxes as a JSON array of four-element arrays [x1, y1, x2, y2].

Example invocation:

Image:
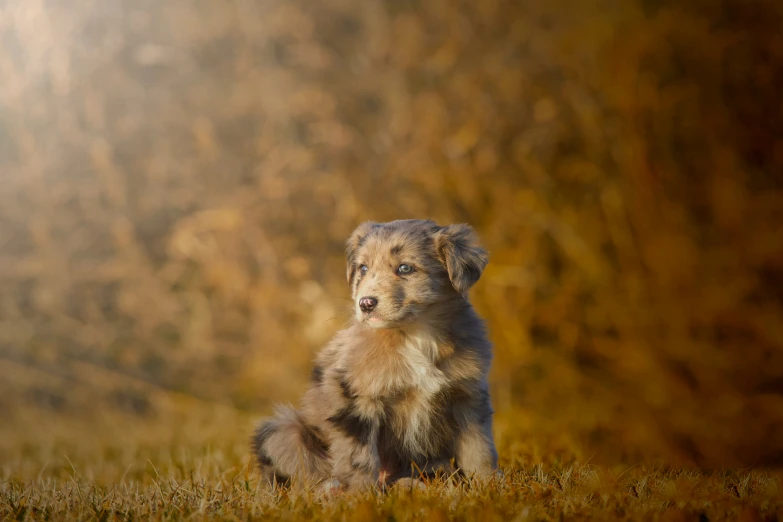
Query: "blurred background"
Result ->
[[1, 0, 782, 477]]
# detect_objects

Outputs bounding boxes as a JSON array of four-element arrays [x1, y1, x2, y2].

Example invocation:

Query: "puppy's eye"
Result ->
[[396, 264, 414, 275], [359, 264, 369, 275]]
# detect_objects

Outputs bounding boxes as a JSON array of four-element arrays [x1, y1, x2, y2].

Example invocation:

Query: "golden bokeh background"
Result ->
[[1, 0, 782, 474]]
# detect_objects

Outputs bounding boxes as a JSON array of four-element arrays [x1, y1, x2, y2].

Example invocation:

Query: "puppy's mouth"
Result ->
[[358, 308, 415, 328], [360, 311, 388, 327]]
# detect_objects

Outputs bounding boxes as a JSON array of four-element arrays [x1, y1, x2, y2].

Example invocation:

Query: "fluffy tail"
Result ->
[[251, 405, 331, 486]]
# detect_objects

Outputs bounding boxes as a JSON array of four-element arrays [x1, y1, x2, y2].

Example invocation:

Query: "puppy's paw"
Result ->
[[392, 477, 427, 492], [317, 478, 343, 498], [467, 469, 505, 488]]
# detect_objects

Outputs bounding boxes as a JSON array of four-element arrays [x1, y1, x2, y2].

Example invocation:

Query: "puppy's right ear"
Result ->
[[434, 223, 489, 296], [346, 221, 379, 286]]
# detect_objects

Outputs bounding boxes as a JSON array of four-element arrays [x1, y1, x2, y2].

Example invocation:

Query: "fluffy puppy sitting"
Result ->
[[252, 219, 498, 491]]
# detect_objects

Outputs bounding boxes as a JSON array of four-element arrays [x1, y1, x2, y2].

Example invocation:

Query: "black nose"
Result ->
[[359, 296, 378, 313]]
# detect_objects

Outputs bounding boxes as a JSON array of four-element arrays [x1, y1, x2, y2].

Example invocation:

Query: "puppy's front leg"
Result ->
[[327, 398, 383, 491], [455, 420, 498, 477], [454, 391, 499, 479]]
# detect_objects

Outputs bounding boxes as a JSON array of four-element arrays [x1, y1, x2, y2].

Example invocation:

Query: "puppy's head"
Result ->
[[345, 219, 488, 328]]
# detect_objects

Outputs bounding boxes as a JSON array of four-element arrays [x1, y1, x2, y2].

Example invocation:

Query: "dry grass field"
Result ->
[[3, 398, 783, 520], [1, 0, 782, 519]]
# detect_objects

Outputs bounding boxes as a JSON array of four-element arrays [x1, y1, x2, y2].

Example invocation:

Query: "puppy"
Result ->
[[252, 219, 498, 491]]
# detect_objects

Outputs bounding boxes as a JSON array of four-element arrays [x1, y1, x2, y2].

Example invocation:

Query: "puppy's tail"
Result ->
[[252, 405, 330, 486]]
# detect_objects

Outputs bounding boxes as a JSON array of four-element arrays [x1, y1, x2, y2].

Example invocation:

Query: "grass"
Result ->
[[3, 456, 781, 521], [2, 402, 781, 521]]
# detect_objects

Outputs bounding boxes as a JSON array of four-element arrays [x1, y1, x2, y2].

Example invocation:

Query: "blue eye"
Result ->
[[396, 264, 413, 275], [359, 264, 369, 274]]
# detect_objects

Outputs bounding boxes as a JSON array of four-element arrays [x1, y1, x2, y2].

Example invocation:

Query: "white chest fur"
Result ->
[[337, 328, 448, 399], [399, 331, 446, 395], [394, 331, 450, 454]]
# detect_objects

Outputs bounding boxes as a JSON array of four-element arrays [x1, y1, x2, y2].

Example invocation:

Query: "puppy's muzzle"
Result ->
[[359, 296, 378, 313]]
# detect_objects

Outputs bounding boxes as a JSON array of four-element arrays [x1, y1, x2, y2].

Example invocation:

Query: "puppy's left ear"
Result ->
[[434, 224, 489, 295], [346, 221, 380, 286]]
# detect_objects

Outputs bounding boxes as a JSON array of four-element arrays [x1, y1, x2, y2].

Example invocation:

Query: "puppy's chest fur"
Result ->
[[342, 331, 445, 395], [338, 330, 455, 456]]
